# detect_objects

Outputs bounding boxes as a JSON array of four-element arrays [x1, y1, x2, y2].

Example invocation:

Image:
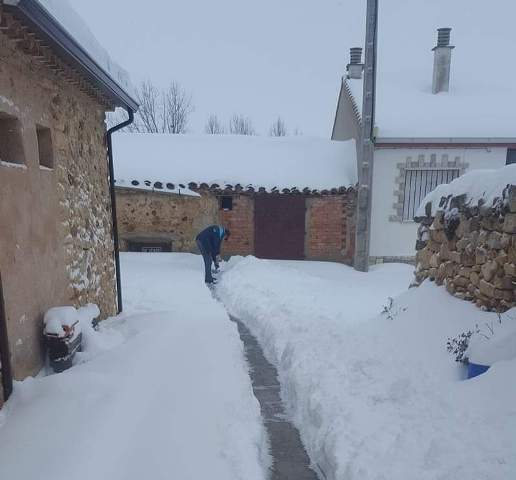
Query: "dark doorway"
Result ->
[[0, 272, 13, 405], [254, 196, 306, 260], [127, 241, 172, 253]]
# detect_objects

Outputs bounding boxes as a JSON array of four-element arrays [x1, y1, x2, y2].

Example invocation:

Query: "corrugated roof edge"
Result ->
[[3, 0, 138, 110]]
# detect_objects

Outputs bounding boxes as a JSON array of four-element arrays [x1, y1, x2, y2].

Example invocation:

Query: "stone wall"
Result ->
[[116, 188, 219, 252], [414, 187, 516, 312], [0, 30, 116, 379]]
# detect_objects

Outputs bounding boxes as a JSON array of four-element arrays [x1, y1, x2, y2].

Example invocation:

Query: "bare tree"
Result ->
[[135, 80, 161, 133], [229, 114, 255, 135], [293, 127, 303, 136], [163, 81, 194, 134], [205, 114, 225, 134], [269, 117, 287, 137]]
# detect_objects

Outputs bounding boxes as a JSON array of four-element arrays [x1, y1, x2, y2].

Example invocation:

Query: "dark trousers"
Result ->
[[196, 239, 213, 283]]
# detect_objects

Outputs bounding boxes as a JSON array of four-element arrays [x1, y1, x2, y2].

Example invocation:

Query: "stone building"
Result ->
[[0, 0, 137, 405], [332, 1, 516, 265], [113, 134, 357, 262]]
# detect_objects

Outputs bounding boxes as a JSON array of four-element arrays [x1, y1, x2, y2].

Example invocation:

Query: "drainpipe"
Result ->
[[106, 108, 134, 313]]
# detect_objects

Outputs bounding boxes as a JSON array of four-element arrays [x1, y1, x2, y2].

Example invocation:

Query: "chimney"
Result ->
[[432, 27, 455, 94], [347, 47, 364, 80]]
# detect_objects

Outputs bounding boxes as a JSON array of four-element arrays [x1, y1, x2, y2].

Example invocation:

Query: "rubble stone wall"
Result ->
[[116, 188, 219, 252], [414, 187, 516, 312], [0, 31, 116, 379]]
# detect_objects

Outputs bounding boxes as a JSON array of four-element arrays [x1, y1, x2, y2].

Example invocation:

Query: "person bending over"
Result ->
[[195, 225, 231, 284]]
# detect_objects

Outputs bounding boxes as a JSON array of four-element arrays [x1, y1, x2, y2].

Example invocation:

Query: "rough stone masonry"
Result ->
[[414, 186, 516, 312]]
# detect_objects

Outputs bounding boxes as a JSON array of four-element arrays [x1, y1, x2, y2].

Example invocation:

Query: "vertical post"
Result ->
[[0, 272, 13, 404], [354, 0, 379, 272]]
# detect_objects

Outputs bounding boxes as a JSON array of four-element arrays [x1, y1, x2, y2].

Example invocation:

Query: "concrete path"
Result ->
[[231, 317, 320, 480]]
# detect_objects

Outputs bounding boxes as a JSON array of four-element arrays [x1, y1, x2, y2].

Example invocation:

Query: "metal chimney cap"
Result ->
[[349, 47, 363, 65], [434, 27, 454, 49]]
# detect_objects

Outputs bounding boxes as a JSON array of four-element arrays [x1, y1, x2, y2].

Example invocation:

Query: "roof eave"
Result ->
[[4, 0, 138, 111], [375, 137, 516, 146]]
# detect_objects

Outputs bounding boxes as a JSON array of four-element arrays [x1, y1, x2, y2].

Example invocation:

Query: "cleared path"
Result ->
[[231, 316, 320, 480]]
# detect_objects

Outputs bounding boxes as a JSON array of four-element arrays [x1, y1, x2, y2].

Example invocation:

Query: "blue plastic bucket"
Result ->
[[467, 362, 490, 379]]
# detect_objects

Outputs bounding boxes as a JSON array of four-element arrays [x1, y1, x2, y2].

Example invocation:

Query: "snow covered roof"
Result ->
[[113, 134, 357, 194], [416, 164, 516, 218], [4, 0, 137, 110], [343, 0, 516, 140]]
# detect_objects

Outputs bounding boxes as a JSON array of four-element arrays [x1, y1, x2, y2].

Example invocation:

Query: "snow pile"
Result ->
[[467, 313, 516, 366], [34, 0, 135, 97], [345, 0, 516, 138], [416, 164, 516, 217], [113, 134, 357, 192], [217, 257, 516, 480], [0, 254, 269, 480], [43, 306, 80, 338]]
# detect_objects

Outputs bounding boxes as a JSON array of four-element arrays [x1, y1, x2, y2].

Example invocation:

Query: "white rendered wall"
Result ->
[[370, 147, 508, 258]]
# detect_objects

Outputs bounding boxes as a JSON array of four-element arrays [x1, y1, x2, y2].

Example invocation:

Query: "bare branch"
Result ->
[[205, 114, 225, 134], [229, 114, 255, 135], [269, 117, 287, 137], [163, 81, 194, 134]]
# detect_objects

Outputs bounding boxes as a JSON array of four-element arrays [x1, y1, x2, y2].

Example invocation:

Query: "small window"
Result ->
[[402, 168, 460, 221], [36, 125, 54, 169], [506, 149, 516, 165], [0, 113, 25, 165], [220, 196, 233, 211]]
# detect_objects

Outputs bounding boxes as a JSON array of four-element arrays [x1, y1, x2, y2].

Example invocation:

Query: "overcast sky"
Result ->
[[68, 0, 365, 138]]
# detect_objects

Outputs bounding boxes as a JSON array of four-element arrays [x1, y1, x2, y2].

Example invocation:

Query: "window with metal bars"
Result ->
[[402, 168, 460, 221]]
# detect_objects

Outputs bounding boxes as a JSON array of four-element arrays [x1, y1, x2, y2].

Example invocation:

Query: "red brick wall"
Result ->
[[219, 194, 254, 256], [306, 192, 356, 264]]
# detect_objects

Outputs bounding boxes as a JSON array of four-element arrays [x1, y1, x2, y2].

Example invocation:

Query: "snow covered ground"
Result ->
[[0, 253, 268, 480], [217, 257, 516, 480]]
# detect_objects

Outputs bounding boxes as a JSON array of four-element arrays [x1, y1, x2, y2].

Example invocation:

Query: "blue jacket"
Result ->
[[196, 225, 225, 259]]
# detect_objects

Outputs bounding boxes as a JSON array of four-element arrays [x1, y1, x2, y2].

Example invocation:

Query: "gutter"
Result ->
[[107, 109, 135, 313], [375, 137, 516, 146], [3, 0, 138, 110]]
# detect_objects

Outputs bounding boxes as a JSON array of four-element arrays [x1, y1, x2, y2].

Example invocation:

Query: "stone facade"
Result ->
[[0, 29, 116, 381], [414, 187, 516, 312], [117, 188, 219, 252], [116, 187, 357, 263]]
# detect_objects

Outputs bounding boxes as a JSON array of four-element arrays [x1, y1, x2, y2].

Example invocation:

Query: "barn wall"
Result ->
[[219, 194, 254, 256], [116, 188, 219, 252], [0, 31, 116, 380]]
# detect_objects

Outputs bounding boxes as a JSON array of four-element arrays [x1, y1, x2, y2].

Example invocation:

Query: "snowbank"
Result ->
[[0, 254, 269, 480], [217, 257, 516, 480], [113, 133, 357, 192], [416, 164, 516, 217]]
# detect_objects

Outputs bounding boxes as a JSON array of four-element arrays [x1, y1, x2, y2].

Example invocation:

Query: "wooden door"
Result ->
[[254, 196, 306, 260]]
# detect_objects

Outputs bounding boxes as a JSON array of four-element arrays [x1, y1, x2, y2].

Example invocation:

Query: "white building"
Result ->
[[332, 0, 516, 263]]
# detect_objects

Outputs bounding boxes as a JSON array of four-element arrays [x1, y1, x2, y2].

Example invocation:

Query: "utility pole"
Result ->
[[354, 0, 379, 272]]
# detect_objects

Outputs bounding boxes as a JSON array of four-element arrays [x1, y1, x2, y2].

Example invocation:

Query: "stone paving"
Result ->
[[231, 317, 320, 480]]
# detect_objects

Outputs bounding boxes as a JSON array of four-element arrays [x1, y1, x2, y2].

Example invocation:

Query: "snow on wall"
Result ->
[[370, 147, 507, 259], [416, 163, 516, 217], [113, 134, 357, 192], [33, 0, 135, 97]]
